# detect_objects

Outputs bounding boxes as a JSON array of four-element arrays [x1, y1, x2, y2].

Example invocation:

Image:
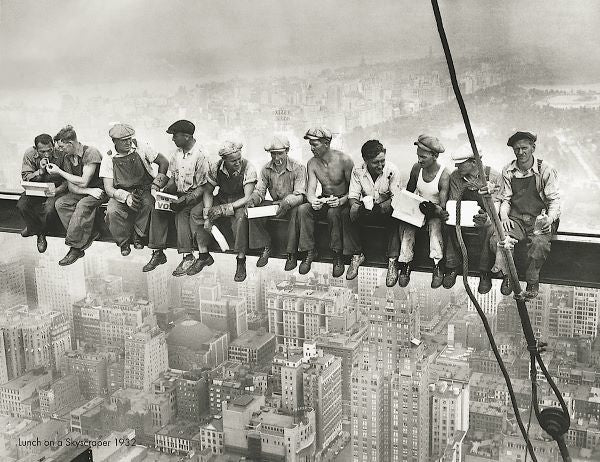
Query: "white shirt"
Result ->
[[348, 160, 401, 203], [99, 141, 158, 179], [169, 143, 211, 193]]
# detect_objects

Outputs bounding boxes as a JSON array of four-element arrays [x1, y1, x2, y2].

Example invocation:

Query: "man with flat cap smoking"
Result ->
[[443, 145, 502, 293], [189, 140, 257, 282], [488, 131, 560, 299], [18, 133, 67, 253], [297, 126, 354, 277], [143, 120, 212, 275], [247, 135, 306, 270], [343, 139, 402, 284], [398, 134, 450, 289], [100, 123, 169, 256]]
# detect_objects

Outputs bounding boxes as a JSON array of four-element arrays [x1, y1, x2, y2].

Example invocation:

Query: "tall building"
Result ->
[[429, 380, 470, 460], [36, 252, 86, 332], [61, 349, 109, 398], [0, 260, 27, 310], [228, 329, 276, 365], [38, 374, 82, 418], [467, 277, 501, 316], [351, 367, 385, 462], [280, 354, 304, 414], [303, 353, 343, 451], [358, 267, 383, 312], [176, 370, 209, 423], [198, 295, 248, 340], [124, 323, 168, 391], [574, 287, 599, 338], [266, 280, 355, 347]]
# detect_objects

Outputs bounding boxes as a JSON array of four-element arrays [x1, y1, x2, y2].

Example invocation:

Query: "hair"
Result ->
[[54, 125, 77, 143], [361, 139, 385, 160], [34, 134, 54, 148]]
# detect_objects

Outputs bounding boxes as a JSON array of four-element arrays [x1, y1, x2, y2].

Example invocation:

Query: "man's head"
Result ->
[[219, 141, 243, 172], [109, 123, 135, 154], [452, 145, 479, 176], [304, 126, 332, 158], [507, 131, 536, 166], [54, 125, 78, 156], [414, 134, 444, 168], [34, 134, 54, 158], [264, 135, 290, 166], [361, 140, 386, 177], [166, 119, 195, 149]]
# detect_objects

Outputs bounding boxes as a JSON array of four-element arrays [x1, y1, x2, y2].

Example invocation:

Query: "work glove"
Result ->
[[170, 196, 187, 212], [207, 203, 235, 221], [473, 209, 490, 227], [152, 173, 169, 190], [349, 202, 362, 222], [419, 201, 438, 220], [126, 191, 143, 212]]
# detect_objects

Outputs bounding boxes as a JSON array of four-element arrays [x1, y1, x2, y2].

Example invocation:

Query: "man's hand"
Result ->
[[46, 163, 62, 175], [326, 196, 340, 208], [541, 221, 552, 234], [126, 192, 142, 211], [419, 201, 437, 219], [478, 181, 499, 196], [170, 196, 187, 212], [88, 188, 104, 200], [276, 197, 293, 218], [473, 209, 489, 227], [350, 202, 362, 222], [310, 198, 323, 210], [439, 208, 450, 221], [379, 199, 392, 215], [501, 215, 515, 233]]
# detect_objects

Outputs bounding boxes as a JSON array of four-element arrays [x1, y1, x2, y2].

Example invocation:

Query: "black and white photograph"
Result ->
[[0, 1, 599, 461]]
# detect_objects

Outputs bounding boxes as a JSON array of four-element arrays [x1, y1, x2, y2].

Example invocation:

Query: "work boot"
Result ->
[[143, 250, 167, 272], [478, 271, 493, 294], [299, 250, 317, 275], [133, 233, 145, 250], [284, 254, 297, 272], [234, 257, 247, 282], [346, 253, 365, 280], [500, 275, 512, 296], [59, 248, 85, 266], [443, 267, 458, 289], [431, 263, 444, 289], [332, 252, 345, 278], [398, 262, 412, 288], [172, 254, 194, 276], [37, 235, 47, 253], [386, 259, 399, 287], [524, 282, 540, 299], [186, 254, 214, 276], [256, 247, 271, 268], [21, 227, 35, 237], [121, 242, 131, 257]]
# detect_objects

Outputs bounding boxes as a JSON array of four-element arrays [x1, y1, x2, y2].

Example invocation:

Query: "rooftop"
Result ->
[[230, 329, 275, 349], [0, 369, 51, 391], [70, 397, 105, 416], [156, 422, 201, 441]]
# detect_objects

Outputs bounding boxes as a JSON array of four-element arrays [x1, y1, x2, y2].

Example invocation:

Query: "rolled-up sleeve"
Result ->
[[21, 148, 39, 181], [99, 155, 113, 179], [243, 162, 258, 185], [253, 167, 270, 202], [542, 164, 560, 222], [193, 155, 210, 187], [500, 166, 513, 206], [207, 160, 219, 187], [292, 163, 307, 196], [348, 168, 362, 201]]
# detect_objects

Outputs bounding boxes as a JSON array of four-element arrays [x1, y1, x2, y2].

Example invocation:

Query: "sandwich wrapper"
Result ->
[[446, 200, 479, 227], [22, 181, 56, 197], [247, 204, 279, 219], [391, 189, 426, 227]]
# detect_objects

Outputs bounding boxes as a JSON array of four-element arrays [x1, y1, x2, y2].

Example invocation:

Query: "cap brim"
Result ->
[[304, 135, 319, 140]]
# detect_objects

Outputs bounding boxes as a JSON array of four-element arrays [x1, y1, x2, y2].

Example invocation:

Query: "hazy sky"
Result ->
[[1, 0, 599, 88]]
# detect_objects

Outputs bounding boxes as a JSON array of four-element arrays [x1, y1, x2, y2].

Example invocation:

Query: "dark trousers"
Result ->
[[105, 191, 154, 246], [55, 193, 105, 249], [342, 206, 400, 257], [149, 203, 195, 254], [17, 193, 59, 235], [248, 200, 300, 254], [190, 199, 249, 254], [489, 214, 558, 283], [298, 202, 345, 253], [445, 222, 494, 272]]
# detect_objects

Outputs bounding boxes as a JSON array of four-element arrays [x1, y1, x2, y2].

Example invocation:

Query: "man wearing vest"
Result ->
[[48, 125, 106, 266], [443, 145, 503, 293], [489, 131, 560, 299], [143, 120, 211, 275], [18, 133, 67, 253], [343, 139, 402, 285], [100, 123, 170, 256], [189, 140, 257, 282], [247, 135, 306, 271], [398, 134, 450, 289]]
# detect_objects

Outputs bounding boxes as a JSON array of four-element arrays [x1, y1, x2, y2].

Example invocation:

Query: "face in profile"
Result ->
[[309, 139, 329, 158], [416, 147, 437, 168], [172, 133, 190, 149], [57, 140, 75, 156]]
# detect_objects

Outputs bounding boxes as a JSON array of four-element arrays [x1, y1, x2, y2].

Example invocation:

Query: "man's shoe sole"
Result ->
[[186, 256, 214, 276], [398, 277, 410, 288], [59, 250, 85, 266]]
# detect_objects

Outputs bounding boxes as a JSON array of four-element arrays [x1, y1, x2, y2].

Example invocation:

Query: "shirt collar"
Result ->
[[178, 141, 199, 159], [359, 161, 388, 181], [266, 157, 293, 172], [507, 156, 539, 174], [220, 159, 242, 176]]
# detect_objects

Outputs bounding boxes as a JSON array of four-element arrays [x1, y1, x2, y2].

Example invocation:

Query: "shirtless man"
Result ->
[[297, 127, 354, 277]]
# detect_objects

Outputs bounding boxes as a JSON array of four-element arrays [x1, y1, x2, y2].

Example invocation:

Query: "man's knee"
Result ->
[[54, 195, 71, 212], [529, 235, 551, 257], [298, 203, 313, 218]]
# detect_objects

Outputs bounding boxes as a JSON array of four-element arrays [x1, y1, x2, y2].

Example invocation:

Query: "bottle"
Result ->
[[533, 210, 548, 235]]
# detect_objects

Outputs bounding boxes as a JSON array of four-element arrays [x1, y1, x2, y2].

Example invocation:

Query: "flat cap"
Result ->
[[166, 119, 195, 136], [304, 126, 332, 141], [414, 134, 445, 154], [451, 144, 481, 163], [264, 135, 290, 152], [507, 131, 537, 147], [218, 140, 243, 157], [109, 123, 135, 140]]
